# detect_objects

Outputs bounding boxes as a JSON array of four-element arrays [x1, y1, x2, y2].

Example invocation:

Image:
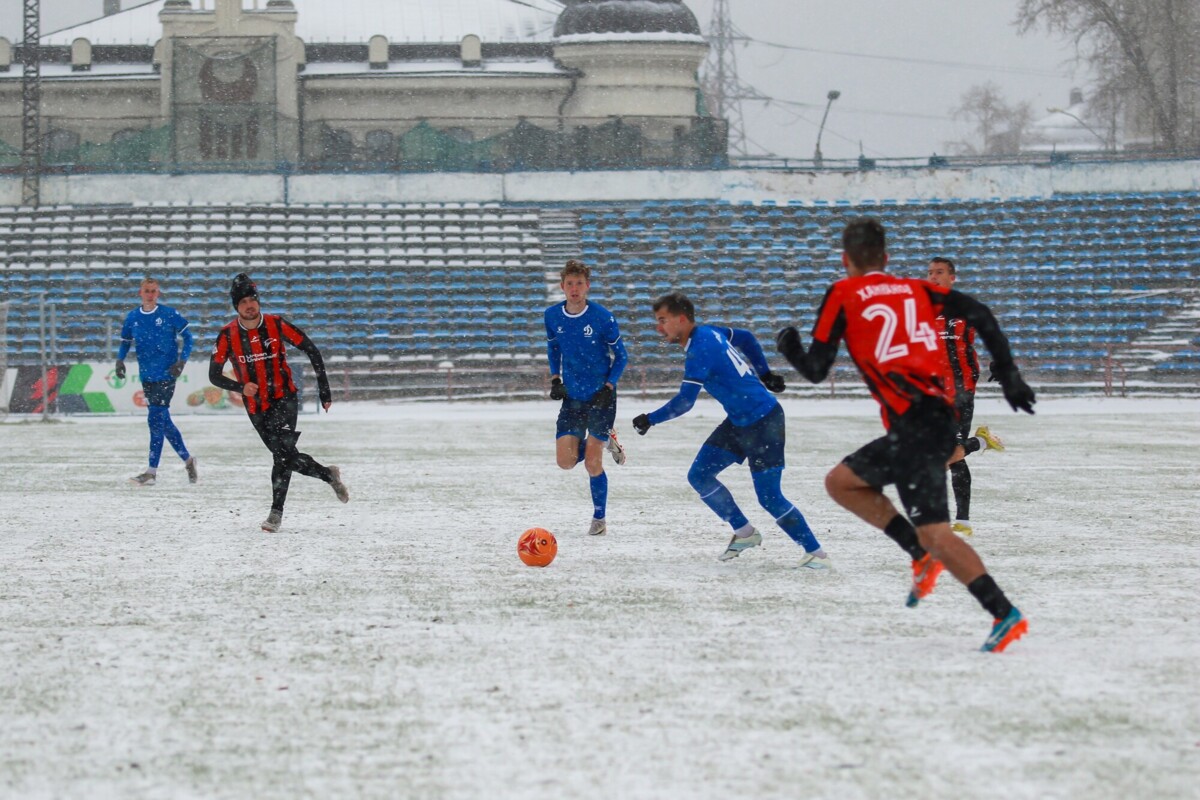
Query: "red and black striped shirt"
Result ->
[[935, 315, 981, 394], [209, 314, 330, 415]]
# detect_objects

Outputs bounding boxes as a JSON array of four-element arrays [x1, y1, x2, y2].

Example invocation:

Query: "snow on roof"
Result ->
[[302, 58, 569, 78], [554, 31, 705, 45], [41, 0, 564, 47]]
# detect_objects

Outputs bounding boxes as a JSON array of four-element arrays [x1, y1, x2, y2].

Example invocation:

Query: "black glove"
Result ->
[[590, 384, 614, 408], [549, 377, 567, 401], [169, 360, 185, 378], [632, 414, 652, 436], [760, 371, 786, 394], [775, 326, 805, 368], [994, 364, 1036, 415], [987, 361, 997, 382], [114, 359, 126, 380]]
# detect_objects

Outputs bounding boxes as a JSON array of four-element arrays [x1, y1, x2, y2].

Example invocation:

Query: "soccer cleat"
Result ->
[[718, 529, 762, 561], [185, 456, 198, 484], [798, 551, 833, 570], [981, 608, 1028, 653], [128, 471, 156, 487], [974, 426, 1005, 453], [328, 465, 350, 503], [905, 553, 946, 608], [261, 509, 283, 533], [952, 520, 974, 537], [605, 428, 627, 465], [587, 518, 607, 536]]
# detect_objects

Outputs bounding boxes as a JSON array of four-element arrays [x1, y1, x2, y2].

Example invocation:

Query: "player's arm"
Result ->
[[117, 314, 133, 360], [633, 380, 702, 434], [605, 321, 628, 388], [208, 330, 243, 393], [776, 288, 843, 384], [935, 288, 1035, 413], [726, 327, 787, 393], [178, 317, 193, 362], [280, 317, 333, 408]]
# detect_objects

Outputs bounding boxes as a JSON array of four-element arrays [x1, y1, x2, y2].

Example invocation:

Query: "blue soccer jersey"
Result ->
[[649, 325, 777, 427], [544, 301, 628, 401], [117, 304, 193, 383]]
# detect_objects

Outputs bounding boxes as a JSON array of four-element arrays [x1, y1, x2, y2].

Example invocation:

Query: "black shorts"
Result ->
[[142, 379, 177, 408], [954, 389, 975, 444], [842, 396, 957, 526], [703, 403, 786, 473]]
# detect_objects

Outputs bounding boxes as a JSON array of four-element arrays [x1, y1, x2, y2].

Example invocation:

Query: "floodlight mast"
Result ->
[[21, 0, 41, 208]]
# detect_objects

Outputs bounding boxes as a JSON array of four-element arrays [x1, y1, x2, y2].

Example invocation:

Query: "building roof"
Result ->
[[41, 0, 565, 47], [554, 0, 701, 38]]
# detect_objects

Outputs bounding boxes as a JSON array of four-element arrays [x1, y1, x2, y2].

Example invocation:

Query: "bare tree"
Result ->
[[950, 82, 1037, 155], [1017, 0, 1200, 151]]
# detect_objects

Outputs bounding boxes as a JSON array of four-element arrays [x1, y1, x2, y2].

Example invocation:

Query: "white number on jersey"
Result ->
[[864, 298, 939, 364], [725, 344, 753, 377]]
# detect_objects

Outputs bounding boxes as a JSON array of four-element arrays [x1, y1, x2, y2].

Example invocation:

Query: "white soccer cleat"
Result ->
[[974, 426, 1005, 453], [718, 529, 762, 561], [606, 429, 627, 465], [588, 518, 607, 536], [185, 456, 198, 484], [798, 551, 833, 570], [261, 509, 283, 533], [329, 465, 350, 503], [128, 471, 156, 487]]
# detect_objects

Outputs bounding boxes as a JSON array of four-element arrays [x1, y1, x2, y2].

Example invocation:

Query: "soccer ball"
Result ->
[[517, 527, 557, 568]]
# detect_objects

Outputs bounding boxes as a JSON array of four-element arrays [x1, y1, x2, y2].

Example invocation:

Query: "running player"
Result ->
[[632, 292, 829, 567], [544, 260, 629, 536], [117, 276, 197, 486], [776, 218, 1035, 651], [927, 256, 1005, 536], [208, 274, 349, 533]]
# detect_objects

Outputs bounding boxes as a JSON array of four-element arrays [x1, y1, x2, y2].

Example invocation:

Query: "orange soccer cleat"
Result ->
[[905, 553, 945, 608], [981, 608, 1029, 653]]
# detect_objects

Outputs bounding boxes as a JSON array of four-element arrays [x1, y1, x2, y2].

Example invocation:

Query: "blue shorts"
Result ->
[[556, 394, 617, 441], [143, 379, 177, 408], [704, 402, 786, 473]]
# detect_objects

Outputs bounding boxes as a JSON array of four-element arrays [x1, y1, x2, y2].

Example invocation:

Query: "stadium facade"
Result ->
[[0, 0, 724, 172]]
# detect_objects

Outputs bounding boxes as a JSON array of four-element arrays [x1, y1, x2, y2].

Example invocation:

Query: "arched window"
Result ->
[[44, 129, 81, 157], [321, 128, 354, 163], [364, 129, 395, 162]]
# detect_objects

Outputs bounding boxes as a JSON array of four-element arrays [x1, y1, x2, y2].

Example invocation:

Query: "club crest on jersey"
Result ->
[[583, 325, 594, 337], [155, 318, 163, 326]]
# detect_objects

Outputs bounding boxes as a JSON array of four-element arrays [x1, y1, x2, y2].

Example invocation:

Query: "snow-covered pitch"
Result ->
[[1, 397, 1196, 799]]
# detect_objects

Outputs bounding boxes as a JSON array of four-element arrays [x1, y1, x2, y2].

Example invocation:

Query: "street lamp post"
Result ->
[[814, 89, 841, 166], [1047, 106, 1108, 149]]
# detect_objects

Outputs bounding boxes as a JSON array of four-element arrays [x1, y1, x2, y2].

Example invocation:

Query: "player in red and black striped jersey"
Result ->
[[928, 257, 1006, 537], [209, 274, 349, 533], [776, 218, 1036, 652]]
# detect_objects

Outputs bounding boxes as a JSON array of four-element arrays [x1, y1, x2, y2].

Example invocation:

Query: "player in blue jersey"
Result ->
[[544, 260, 629, 536], [116, 276, 197, 486], [632, 292, 830, 567]]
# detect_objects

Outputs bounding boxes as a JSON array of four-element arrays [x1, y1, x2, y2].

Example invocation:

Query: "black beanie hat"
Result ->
[[230, 273, 259, 309]]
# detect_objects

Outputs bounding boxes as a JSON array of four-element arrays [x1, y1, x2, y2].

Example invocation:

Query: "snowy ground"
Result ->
[[0, 397, 1197, 799]]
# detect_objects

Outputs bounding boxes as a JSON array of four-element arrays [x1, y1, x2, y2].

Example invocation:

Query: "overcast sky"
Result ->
[[2, 0, 1086, 161]]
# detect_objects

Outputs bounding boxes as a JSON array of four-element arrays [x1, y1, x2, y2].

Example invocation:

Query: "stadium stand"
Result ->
[[0, 192, 1197, 398]]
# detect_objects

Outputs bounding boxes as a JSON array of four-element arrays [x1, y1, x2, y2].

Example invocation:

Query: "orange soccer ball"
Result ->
[[517, 527, 558, 568]]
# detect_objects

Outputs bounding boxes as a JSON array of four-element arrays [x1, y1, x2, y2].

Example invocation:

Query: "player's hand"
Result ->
[[987, 361, 997, 382], [775, 326, 805, 368], [169, 360, 185, 378], [549, 377, 567, 401], [114, 359, 126, 379], [632, 414, 652, 435], [322, 401, 332, 412], [760, 371, 786, 394], [995, 365, 1036, 415], [590, 384, 614, 408], [243, 381, 259, 398]]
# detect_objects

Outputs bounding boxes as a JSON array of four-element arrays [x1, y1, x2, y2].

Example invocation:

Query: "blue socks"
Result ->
[[590, 472, 608, 519]]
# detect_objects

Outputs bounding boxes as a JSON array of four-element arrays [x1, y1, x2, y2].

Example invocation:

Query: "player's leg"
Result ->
[[582, 400, 617, 534], [554, 399, 587, 470], [274, 395, 345, 500], [741, 406, 827, 563], [949, 390, 974, 535]]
